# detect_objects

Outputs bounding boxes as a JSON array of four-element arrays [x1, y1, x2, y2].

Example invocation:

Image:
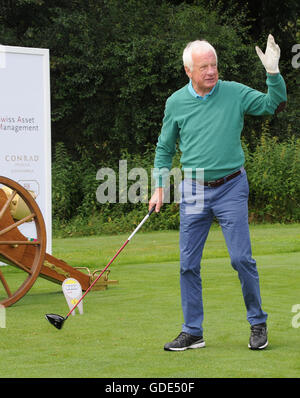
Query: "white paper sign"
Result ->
[[62, 278, 83, 316], [0, 45, 52, 253], [0, 305, 5, 328]]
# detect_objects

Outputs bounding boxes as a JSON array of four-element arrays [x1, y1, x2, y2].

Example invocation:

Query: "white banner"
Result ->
[[0, 45, 52, 253]]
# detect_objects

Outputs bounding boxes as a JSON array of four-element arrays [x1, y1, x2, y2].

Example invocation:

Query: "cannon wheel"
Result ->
[[0, 176, 47, 307]]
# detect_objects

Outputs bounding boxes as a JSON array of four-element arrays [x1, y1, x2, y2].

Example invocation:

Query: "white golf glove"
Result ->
[[255, 34, 280, 74]]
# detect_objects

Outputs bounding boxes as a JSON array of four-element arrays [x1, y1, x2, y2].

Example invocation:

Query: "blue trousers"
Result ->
[[179, 169, 268, 336]]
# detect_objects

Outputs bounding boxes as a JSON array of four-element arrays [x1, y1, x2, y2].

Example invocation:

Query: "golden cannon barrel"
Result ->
[[2, 186, 36, 221]]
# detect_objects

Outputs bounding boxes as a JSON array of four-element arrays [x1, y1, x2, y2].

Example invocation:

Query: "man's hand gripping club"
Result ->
[[149, 187, 164, 213]]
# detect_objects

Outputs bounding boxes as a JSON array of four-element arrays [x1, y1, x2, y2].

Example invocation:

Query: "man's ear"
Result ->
[[184, 66, 192, 79]]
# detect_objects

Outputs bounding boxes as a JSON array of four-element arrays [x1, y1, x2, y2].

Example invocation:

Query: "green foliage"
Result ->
[[0, 1, 299, 232], [52, 141, 101, 224], [52, 135, 300, 237], [52, 143, 182, 237], [51, 142, 80, 220], [2, 0, 297, 161], [245, 131, 300, 223]]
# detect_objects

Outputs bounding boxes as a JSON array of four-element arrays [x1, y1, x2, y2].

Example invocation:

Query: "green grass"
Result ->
[[0, 223, 300, 378]]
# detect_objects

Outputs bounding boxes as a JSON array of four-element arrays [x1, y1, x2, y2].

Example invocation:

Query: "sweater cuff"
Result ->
[[266, 72, 281, 80]]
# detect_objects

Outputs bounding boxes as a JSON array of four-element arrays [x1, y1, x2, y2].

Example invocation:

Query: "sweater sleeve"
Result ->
[[153, 97, 179, 187], [239, 73, 287, 116]]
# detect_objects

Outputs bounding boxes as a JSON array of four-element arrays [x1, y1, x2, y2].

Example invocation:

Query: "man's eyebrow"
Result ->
[[198, 61, 217, 67]]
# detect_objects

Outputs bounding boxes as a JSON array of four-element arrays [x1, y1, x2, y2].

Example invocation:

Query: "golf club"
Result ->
[[45, 186, 172, 330]]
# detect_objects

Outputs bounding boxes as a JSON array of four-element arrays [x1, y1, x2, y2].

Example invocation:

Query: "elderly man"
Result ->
[[149, 35, 287, 351]]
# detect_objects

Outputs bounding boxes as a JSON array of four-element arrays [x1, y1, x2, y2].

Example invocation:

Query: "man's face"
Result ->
[[185, 50, 218, 96]]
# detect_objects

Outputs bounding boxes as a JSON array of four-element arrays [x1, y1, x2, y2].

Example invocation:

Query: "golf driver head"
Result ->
[[45, 313, 66, 330]]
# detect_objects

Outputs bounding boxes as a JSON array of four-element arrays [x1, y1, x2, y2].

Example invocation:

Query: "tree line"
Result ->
[[0, 0, 299, 230], [0, 0, 299, 160]]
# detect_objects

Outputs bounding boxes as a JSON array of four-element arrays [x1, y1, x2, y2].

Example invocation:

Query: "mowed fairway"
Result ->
[[0, 223, 299, 378]]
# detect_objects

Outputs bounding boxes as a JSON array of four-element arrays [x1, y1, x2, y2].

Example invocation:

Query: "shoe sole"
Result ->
[[164, 341, 206, 351], [248, 340, 268, 350]]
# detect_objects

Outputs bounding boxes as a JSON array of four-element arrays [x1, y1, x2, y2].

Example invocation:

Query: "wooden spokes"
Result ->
[[0, 176, 47, 307], [0, 213, 36, 236], [0, 240, 41, 245], [0, 189, 17, 222]]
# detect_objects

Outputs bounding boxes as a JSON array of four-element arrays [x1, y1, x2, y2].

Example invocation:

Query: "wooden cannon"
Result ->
[[0, 176, 118, 307]]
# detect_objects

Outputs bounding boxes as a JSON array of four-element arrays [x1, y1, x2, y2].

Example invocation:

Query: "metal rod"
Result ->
[[65, 239, 130, 318], [65, 205, 156, 319]]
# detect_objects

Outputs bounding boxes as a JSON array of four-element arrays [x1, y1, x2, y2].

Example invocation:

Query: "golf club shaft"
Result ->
[[65, 205, 156, 318]]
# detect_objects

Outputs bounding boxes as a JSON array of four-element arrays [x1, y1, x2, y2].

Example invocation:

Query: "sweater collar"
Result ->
[[188, 80, 217, 100]]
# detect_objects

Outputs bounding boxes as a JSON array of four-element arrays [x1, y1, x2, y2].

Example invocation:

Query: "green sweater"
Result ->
[[153, 73, 287, 186]]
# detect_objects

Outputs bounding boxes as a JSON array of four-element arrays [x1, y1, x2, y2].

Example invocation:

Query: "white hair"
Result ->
[[183, 40, 218, 71]]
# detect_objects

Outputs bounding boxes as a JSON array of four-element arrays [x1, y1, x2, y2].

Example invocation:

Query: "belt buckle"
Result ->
[[207, 178, 224, 188], [207, 180, 218, 187]]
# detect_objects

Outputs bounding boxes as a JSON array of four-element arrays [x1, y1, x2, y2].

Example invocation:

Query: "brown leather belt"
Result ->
[[204, 169, 242, 188]]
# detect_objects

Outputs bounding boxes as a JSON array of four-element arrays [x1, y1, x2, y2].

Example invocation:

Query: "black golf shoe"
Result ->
[[164, 332, 205, 351], [248, 322, 268, 350]]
